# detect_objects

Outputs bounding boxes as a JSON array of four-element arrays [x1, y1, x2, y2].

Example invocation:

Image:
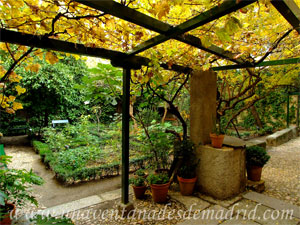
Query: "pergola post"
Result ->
[[287, 93, 290, 128], [121, 67, 131, 205]]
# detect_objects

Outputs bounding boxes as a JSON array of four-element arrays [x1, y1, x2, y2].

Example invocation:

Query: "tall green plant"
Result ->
[[0, 156, 44, 208]]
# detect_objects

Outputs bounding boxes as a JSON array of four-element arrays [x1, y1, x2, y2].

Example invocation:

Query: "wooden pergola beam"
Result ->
[[0, 28, 194, 73], [75, 0, 256, 65], [128, 0, 257, 56], [271, 0, 300, 34], [0, 29, 149, 69]]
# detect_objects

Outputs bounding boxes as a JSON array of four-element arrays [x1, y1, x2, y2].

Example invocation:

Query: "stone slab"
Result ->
[[197, 193, 242, 208], [223, 136, 246, 148], [37, 195, 103, 217], [177, 205, 229, 225], [246, 139, 267, 149], [290, 125, 298, 138], [266, 127, 294, 146], [229, 199, 299, 225], [243, 192, 300, 219], [220, 215, 260, 225], [170, 191, 210, 212], [100, 189, 121, 201], [99, 187, 133, 201]]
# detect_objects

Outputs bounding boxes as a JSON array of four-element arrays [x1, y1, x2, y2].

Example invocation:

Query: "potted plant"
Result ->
[[134, 168, 147, 178], [0, 155, 44, 225], [210, 115, 225, 148], [130, 169, 147, 199], [147, 172, 170, 203], [176, 139, 199, 196], [246, 146, 270, 181]]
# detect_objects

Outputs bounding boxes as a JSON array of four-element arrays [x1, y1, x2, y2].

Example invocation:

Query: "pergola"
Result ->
[[1, 0, 300, 205]]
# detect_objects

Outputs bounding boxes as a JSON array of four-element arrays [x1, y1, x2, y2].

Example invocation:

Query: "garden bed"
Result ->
[[32, 121, 155, 185], [33, 140, 152, 185]]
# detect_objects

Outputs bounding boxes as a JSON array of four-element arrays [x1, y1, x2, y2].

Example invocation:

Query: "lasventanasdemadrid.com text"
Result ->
[[13, 203, 294, 222]]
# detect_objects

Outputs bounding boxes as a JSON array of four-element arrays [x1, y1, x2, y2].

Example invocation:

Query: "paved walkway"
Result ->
[[5, 135, 300, 224], [2, 136, 122, 208], [15, 187, 300, 225], [263, 138, 300, 206]]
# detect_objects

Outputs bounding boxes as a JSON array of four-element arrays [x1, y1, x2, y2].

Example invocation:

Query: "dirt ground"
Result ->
[[1, 135, 122, 208]]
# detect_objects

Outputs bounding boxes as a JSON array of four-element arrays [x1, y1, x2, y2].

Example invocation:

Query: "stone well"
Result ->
[[195, 137, 246, 199]]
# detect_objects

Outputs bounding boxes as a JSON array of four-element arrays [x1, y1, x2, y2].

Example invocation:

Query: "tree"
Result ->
[[0, 48, 89, 133], [77, 63, 123, 126], [21, 53, 88, 131], [0, 0, 299, 138]]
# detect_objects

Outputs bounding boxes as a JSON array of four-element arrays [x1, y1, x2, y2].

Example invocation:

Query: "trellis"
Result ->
[[1, 0, 300, 205]]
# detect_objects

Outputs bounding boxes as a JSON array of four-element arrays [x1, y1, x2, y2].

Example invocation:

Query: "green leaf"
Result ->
[[225, 16, 242, 35], [201, 36, 212, 48], [216, 28, 231, 43]]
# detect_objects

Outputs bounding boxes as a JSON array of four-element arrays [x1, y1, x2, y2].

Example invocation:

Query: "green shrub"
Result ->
[[147, 173, 169, 185], [246, 146, 270, 167], [0, 156, 44, 209], [32, 140, 49, 154], [135, 169, 146, 177], [30, 215, 74, 224], [129, 176, 145, 187]]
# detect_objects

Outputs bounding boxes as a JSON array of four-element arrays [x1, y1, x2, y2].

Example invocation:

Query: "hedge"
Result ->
[[33, 140, 152, 185]]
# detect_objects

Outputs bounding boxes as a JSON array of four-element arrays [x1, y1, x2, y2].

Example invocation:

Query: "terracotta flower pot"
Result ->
[[132, 185, 147, 199], [209, 133, 225, 148], [0, 203, 16, 225], [150, 182, 170, 203], [247, 165, 263, 181], [177, 176, 197, 196]]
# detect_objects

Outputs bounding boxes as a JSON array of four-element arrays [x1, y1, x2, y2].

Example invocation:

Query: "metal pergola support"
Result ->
[[212, 58, 300, 71], [121, 68, 130, 204], [271, 0, 300, 34], [286, 91, 300, 128]]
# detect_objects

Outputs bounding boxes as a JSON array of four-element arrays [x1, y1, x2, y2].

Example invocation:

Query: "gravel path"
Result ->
[[262, 137, 300, 206]]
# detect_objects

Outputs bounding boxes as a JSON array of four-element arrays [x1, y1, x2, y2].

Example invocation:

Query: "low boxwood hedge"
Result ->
[[33, 140, 152, 185]]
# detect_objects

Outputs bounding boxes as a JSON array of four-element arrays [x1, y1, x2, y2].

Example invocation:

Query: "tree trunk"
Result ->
[[250, 106, 263, 129], [44, 110, 49, 127]]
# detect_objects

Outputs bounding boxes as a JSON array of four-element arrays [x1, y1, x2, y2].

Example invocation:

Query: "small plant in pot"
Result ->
[[130, 169, 147, 199], [147, 172, 170, 203], [0, 155, 44, 225], [210, 115, 225, 148], [246, 146, 270, 181], [176, 139, 199, 196], [134, 168, 147, 178]]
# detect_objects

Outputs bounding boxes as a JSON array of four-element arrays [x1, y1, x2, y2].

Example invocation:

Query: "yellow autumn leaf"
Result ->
[[0, 43, 8, 51], [15, 85, 26, 95], [12, 102, 23, 110], [1, 102, 9, 109], [8, 71, 22, 83], [73, 54, 81, 60], [45, 52, 59, 64], [8, 95, 16, 102], [0, 66, 6, 78], [26, 63, 41, 73], [5, 108, 15, 114]]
